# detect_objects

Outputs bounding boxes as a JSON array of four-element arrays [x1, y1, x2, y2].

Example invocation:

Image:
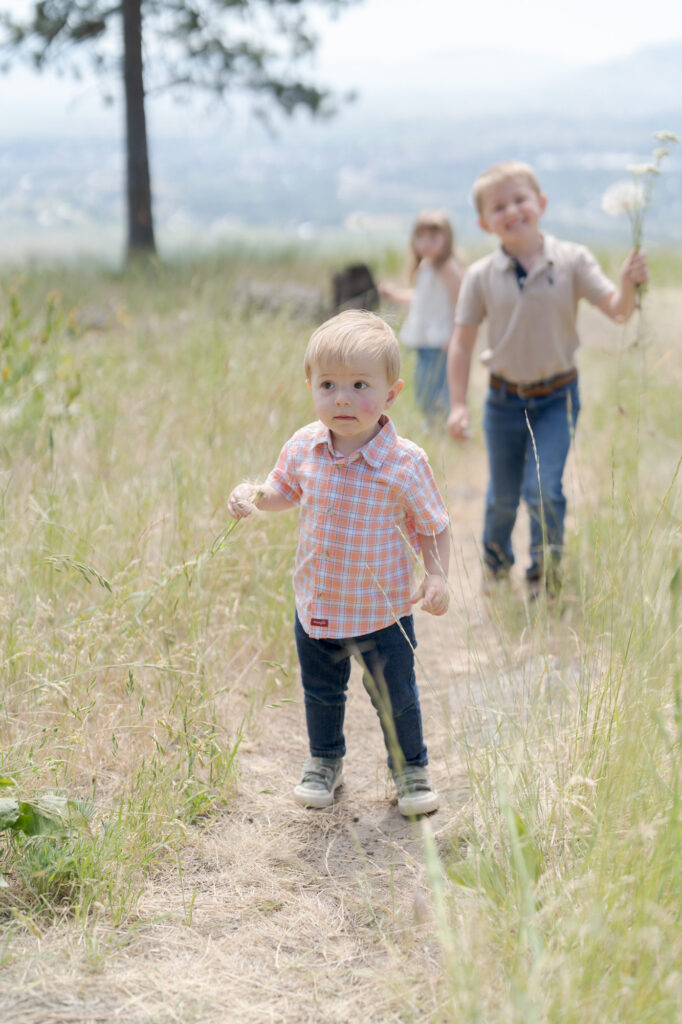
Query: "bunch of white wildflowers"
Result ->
[[601, 130, 679, 251]]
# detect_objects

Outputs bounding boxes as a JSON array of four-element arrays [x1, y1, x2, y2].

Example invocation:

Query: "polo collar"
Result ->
[[312, 414, 396, 467], [495, 234, 556, 276]]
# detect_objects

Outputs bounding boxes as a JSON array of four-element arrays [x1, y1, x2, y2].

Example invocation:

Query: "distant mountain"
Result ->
[[2, 40, 681, 141], [1, 42, 681, 261], [523, 42, 682, 118], [324, 48, 577, 117], [329, 41, 682, 123]]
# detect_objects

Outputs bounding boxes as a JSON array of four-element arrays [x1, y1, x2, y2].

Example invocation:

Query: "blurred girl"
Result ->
[[380, 211, 464, 417]]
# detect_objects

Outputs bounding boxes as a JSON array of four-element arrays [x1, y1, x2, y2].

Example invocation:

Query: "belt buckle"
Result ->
[[516, 381, 533, 399]]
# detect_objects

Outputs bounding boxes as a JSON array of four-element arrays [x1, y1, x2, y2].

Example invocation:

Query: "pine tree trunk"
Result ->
[[122, 0, 155, 256]]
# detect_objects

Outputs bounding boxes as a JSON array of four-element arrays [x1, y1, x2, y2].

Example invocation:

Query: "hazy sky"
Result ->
[[314, 0, 682, 66], [2, 0, 682, 136]]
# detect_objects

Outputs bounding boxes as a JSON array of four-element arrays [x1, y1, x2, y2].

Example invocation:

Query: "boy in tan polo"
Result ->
[[447, 161, 648, 596]]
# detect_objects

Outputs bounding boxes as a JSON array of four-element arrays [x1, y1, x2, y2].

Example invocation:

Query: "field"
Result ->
[[0, 245, 680, 1023]]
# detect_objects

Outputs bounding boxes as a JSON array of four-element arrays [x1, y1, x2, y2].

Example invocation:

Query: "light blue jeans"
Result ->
[[414, 348, 449, 415], [482, 377, 580, 579]]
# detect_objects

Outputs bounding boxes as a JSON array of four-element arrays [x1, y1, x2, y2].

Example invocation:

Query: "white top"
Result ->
[[400, 264, 454, 350]]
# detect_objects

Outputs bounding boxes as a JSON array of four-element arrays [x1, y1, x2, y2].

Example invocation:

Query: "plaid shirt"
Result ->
[[266, 416, 449, 639]]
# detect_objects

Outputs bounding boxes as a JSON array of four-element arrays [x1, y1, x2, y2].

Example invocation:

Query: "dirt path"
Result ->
[[5, 437, 516, 1024]]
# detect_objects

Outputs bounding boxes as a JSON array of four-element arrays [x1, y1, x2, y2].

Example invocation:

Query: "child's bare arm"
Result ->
[[412, 528, 450, 616], [378, 281, 414, 305], [598, 249, 649, 321], [227, 482, 295, 519], [447, 322, 478, 440]]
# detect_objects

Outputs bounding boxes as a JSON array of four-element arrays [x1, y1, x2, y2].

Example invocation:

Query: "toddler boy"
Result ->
[[447, 161, 648, 595], [229, 310, 450, 815]]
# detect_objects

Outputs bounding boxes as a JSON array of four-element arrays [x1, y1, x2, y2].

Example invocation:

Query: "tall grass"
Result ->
[[0, 253, 322, 920], [414, 294, 682, 1022], [0, 249, 679, 1022]]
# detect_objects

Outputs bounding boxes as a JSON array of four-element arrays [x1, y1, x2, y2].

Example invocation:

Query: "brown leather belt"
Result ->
[[489, 368, 577, 398]]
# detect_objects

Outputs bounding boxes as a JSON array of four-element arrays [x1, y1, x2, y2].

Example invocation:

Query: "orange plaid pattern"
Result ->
[[267, 416, 449, 639]]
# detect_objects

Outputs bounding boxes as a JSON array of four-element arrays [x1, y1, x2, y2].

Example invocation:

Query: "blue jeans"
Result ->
[[414, 348, 449, 415], [482, 377, 580, 579], [294, 613, 427, 770]]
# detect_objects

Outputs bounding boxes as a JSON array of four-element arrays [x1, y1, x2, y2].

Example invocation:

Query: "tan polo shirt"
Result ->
[[455, 235, 616, 384]]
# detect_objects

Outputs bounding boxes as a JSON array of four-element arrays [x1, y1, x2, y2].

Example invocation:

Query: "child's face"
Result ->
[[308, 355, 403, 454], [478, 176, 547, 250], [414, 227, 447, 262]]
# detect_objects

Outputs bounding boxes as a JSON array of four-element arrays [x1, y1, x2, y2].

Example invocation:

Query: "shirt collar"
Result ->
[[311, 414, 396, 467], [494, 233, 556, 273]]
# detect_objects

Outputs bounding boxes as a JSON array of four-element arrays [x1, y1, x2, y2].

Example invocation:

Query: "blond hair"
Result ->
[[409, 210, 455, 281], [472, 161, 542, 215], [304, 310, 401, 382]]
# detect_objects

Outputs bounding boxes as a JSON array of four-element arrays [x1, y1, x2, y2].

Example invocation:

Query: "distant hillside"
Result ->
[[525, 42, 682, 118], [0, 42, 680, 261], [338, 42, 682, 121]]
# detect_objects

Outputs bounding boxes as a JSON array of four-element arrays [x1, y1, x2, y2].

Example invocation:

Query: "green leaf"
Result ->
[[15, 800, 70, 838], [0, 797, 20, 830], [1, 792, 92, 837]]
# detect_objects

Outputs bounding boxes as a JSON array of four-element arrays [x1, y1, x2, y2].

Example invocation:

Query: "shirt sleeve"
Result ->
[[265, 437, 302, 504], [573, 245, 616, 305], [454, 264, 487, 325], [400, 451, 450, 535]]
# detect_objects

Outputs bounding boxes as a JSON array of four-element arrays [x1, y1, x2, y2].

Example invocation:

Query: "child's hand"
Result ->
[[227, 483, 259, 519], [447, 402, 470, 441], [411, 574, 449, 616], [622, 249, 649, 287]]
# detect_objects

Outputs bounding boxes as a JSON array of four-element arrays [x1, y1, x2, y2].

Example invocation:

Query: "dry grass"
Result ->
[[0, 251, 680, 1022]]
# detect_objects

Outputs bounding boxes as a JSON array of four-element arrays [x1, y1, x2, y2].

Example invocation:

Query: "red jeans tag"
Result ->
[[310, 618, 329, 627]]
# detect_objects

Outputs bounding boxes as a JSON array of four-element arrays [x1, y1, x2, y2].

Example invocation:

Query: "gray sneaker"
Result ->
[[293, 756, 344, 808], [393, 765, 439, 817]]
